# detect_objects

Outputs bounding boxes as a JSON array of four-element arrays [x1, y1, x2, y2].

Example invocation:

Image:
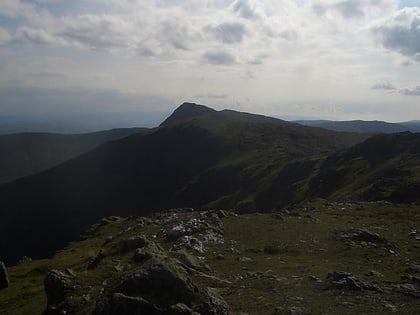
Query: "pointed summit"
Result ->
[[160, 102, 217, 127]]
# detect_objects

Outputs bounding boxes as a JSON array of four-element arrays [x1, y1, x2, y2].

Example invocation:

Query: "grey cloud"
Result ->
[[159, 21, 193, 50], [400, 86, 420, 96], [232, 0, 260, 20], [0, 27, 10, 43], [371, 82, 396, 90], [203, 51, 236, 65], [205, 22, 246, 44], [313, 0, 390, 19], [372, 8, 420, 60], [14, 27, 65, 46], [57, 15, 130, 51], [194, 93, 228, 99]]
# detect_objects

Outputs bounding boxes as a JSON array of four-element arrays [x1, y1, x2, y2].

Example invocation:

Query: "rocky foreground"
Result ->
[[1, 201, 420, 314]]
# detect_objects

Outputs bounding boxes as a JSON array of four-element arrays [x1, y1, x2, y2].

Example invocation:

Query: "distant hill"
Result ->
[[0, 128, 147, 184], [295, 119, 419, 133], [0, 103, 368, 264]]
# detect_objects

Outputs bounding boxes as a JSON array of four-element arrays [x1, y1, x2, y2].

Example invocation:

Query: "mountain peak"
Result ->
[[160, 102, 217, 126]]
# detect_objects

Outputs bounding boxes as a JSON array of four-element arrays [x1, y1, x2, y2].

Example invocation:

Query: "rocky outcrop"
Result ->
[[43, 269, 76, 314], [0, 261, 9, 289], [94, 242, 229, 315], [334, 229, 387, 244], [324, 271, 382, 292]]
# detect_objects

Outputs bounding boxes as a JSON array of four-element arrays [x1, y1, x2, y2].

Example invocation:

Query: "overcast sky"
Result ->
[[0, 0, 420, 122]]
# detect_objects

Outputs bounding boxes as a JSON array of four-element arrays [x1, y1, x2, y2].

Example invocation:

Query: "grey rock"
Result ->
[[94, 248, 229, 315], [120, 235, 148, 252], [288, 306, 308, 315], [0, 261, 9, 289], [44, 270, 75, 307], [87, 249, 106, 270], [335, 229, 387, 244], [407, 264, 420, 273], [324, 271, 382, 292], [172, 236, 205, 254]]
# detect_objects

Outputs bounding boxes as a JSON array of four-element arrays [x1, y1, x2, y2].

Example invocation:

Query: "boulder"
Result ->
[[0, 261, 9, 289], [335, 229, 387, 244], [94, 252, 229, 314], [324, 271, 382, 292], [87, 249, 106, 270], [44, 270, 75, 305]]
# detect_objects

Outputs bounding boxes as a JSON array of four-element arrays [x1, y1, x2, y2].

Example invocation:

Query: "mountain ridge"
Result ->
[[3, 103, 420, 265]]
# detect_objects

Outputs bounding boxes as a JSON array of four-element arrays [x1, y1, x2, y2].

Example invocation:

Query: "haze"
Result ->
[[0, 0, 420, 123]]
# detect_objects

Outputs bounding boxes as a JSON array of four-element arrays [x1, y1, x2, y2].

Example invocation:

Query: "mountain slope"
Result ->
[[0, 128, 146, 184], [310, 132, 420, 202], [0, 103, 368, 264]]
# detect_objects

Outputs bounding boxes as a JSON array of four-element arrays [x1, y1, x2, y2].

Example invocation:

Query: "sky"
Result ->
[[0, 0, 420, 122]]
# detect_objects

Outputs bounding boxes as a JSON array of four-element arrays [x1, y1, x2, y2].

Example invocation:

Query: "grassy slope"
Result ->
[[0, 128, 147, 184], [310, 132, 420, 202], [1, 202, 419, 314]]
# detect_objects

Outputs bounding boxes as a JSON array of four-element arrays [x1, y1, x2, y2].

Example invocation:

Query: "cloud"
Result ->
[[14, 27, 66, 46], [371, 82, 396, 90], [313, 0, 396, 19], [232, 0, 263, 20], [400, 86, 420, 95], [0, 27, 11, 43], [371, 7, 420, 60], [205, 22, 246, 44], [203, 51, 237, 65], [194, 93, 228, 99], [0, 0, 35, 18]]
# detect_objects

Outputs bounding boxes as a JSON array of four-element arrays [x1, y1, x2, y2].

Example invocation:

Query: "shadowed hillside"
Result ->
[[310, 131, 420, 202], [0, 128, 147, 184], [0, 103, 369, 264]]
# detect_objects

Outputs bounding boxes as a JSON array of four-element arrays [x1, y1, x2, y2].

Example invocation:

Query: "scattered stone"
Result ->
[[173, 250, 211, 272], [308, 275, 322, 283], [393, 283, 420, 297], [18, 256, 32, 264], [324, 271, 382, 292], [87, 249, 106, 270], [407, 264, 420, 274], [337, 301, 355, 308], [167, 225, 188, 241], [408, 230, 420, 240], [288, 306, 308, 315], [0, 261, 9, 289], [365, 270, 384, 277], [120, 235, 147, 252], [216, 254, 225, 260], [335, 229, 387, 244], [239, 257, 252, 262], [172, 236, 205, 254], [383, 303, 397, 312], [101, 216, 123, 225]]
